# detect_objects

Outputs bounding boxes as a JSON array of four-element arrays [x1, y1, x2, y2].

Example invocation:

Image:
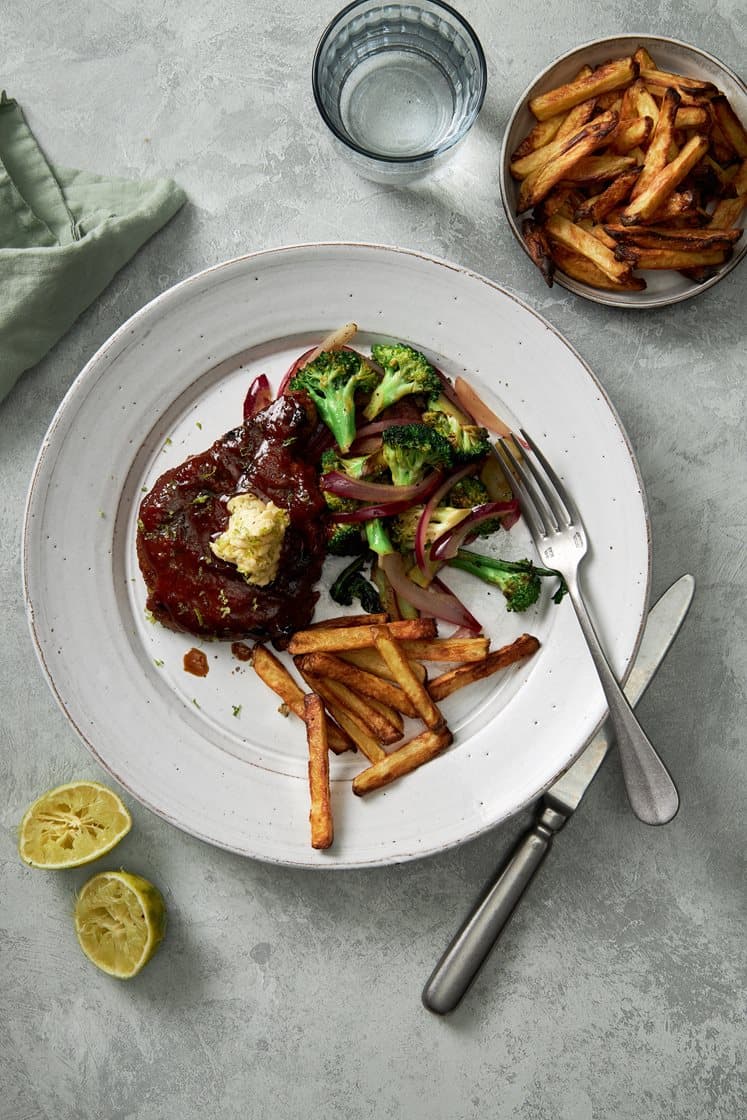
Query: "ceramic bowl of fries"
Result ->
[[500, 35, 747, 307]]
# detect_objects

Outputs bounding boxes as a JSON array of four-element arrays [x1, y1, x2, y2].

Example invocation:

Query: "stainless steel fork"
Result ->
[[499, 430, 679, 826]]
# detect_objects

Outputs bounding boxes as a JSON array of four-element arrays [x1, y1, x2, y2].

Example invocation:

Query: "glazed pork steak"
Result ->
[[136, 392, 327, 648]]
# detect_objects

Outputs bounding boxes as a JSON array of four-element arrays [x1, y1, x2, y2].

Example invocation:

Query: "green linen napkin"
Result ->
[[0, 92, 186, 403]]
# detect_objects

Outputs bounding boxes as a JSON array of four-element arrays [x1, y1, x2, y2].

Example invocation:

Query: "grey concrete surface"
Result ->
[[1, 1, 745, 1118]]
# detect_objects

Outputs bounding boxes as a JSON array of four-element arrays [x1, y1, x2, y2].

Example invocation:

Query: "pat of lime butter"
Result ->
[[210, 493, 289, 587]]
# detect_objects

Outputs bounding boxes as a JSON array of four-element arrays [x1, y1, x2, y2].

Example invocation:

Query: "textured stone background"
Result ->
[[1, 1, 745, 1118]]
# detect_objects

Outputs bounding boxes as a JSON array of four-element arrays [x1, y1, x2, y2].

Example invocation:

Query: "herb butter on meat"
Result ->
[[210, 493, 289, 587]]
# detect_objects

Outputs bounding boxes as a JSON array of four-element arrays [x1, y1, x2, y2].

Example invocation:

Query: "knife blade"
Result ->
[[422, 573, 695, 1016]]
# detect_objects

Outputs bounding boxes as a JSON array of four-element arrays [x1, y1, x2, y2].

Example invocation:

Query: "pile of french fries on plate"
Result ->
[[250, 616, 540, 849], [510, 44, 746, 292]]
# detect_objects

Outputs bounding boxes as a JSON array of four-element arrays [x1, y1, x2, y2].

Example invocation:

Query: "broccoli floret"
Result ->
[[364, 517, 396, 558], [330, 554, 382, 612], [364, 343, 442, 421], [326, 520, 365, 557], [448, 476, 490, 508], [447, 549, 568, 612], [320, 447, 374, 481], [380, 423, 453, 487], [291, 350, 378, 452], [423, 397, 491, 462], [390, 505, 471, 553]]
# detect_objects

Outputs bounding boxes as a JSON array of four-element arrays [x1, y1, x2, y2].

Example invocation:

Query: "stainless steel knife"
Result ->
[[422, 573, 695, 1016]]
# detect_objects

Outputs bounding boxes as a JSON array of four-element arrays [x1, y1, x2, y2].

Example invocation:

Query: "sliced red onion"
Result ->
[[430, 501, 522, 562], [414, 463, 478, 575], [381, 553, 482, 631], [243, 374, 272, 420], [453, 376, 513, 437], [348, 435, 383, 456], [332, 500, 419, 522], [320, 469, 443, 504], [353, 418, 415, 439], [434, 367, 472, 415]]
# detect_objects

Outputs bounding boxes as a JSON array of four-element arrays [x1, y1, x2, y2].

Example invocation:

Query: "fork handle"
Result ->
[[567, 580, 679, 825]]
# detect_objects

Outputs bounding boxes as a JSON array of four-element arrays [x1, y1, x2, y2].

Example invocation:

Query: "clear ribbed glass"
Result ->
[[313, 1, 487, 182]]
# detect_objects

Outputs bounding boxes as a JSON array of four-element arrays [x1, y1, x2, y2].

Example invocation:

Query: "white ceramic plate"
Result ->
[[24, 243, 650, 868], [500, 35, 747, 308]]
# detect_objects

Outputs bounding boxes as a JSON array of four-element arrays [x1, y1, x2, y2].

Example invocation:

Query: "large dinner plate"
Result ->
[[23, 243, 650, 868]]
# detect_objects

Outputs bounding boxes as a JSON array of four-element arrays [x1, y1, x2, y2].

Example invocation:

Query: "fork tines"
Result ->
[[498, 429, 580, 538]]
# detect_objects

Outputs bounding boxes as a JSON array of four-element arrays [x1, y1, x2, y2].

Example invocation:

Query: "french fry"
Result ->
[[511, 66, 594, 160], [674, 105, 709, 130], [521, 218, 554, 286], [639, 67, 718, 101], [604, 224, 742, 251], [510, 108, 608, 179], [554, 97, 598, 141], [295, 651, 420, 718], [528, 57, 638, 121], [631, 86, 681, 200], [337, 647, 428, 685], [731, 159, 747, 197], [321, 699, 386, 763], [608, 115, 654, 153], [620, 134, 709, 223], [545, 213, 634, 282], [622, 246, 730, 269], [399, 636, 490, 663], [547, 244, 646, 290], [299, 668, 404, 745], [629, 78, 660, 124], [373, 629, 445, 730], [287, 617, 436, 655], [307, 612, 390, 629], [709, 196, 746, 228], [428, 635, 541, 701], [304, 694, 333, 850], [561, 153, 638, 183], [573, 169, 640, 222], [517, 111, 619, 212], [251, 645, 353, 754], [632, 45, 657, 72], [352, 727, 453, 796]]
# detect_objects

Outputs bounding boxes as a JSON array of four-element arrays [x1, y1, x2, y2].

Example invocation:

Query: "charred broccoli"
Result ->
[[447, 549, 568, 612], [446, 475, 503, 539], [364, 342, 442, 421], [381, 423, 453, 487], [290, 349, 378, 452], [320, 447, 375, 481], [390, 505, 470, 553], [326, 519, 365, 556], [423, 395, 491, 462]]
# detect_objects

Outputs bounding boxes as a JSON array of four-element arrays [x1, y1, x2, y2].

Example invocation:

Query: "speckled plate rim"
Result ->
[[22, 242, 651, 869], [499, 34, 747, 309]]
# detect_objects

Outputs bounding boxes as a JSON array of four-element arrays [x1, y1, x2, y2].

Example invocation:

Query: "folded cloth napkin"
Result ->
[[0, 92, 186, 403]]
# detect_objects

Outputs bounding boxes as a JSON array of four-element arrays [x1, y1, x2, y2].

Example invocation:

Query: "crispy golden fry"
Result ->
[[604, 224, 742, 250], [623, 246, 730, 269], [352, 727, 453, 796], [609, 115, 653, 153], [299, 668, 404, 745], [561, 153, 638, 183], [627, 78, 660, 124], [251, 645, 352, 754], [517, 111, 619, 212], [574, 169, 640, 222], [632, 87, 680, 200], [639, 67, 718, 101], [521, 218, 555, 286], [297, 651, 419, 718], [307, 612, 390, 629], [337, 647, 428, 685], [545, 213, 633, 282], [533, 185, 586, 222], [594, 91, 623, 112], [709, 196, 746, 228], [528, 57, 638, 121], [587, 223, 619, 250], [287, 617, 436, 655], [674, 105, 709, 130], [428, 635, 541, 701], [646, 189, 698, 222], [632, 46, 657, 72], [732, 159, 747, 197], [549, 244, 646, 290], [511, 66, 593, 160], [322, 699, 386, 763], [304, 694, 333, 850], [511, 108, 603, 179], [373, 629, 445, 730], [399, 636, 490, 663], [620, 134, 709, 223]]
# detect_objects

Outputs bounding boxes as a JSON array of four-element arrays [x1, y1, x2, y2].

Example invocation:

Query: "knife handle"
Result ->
[[422, 806, 566, 1015]]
